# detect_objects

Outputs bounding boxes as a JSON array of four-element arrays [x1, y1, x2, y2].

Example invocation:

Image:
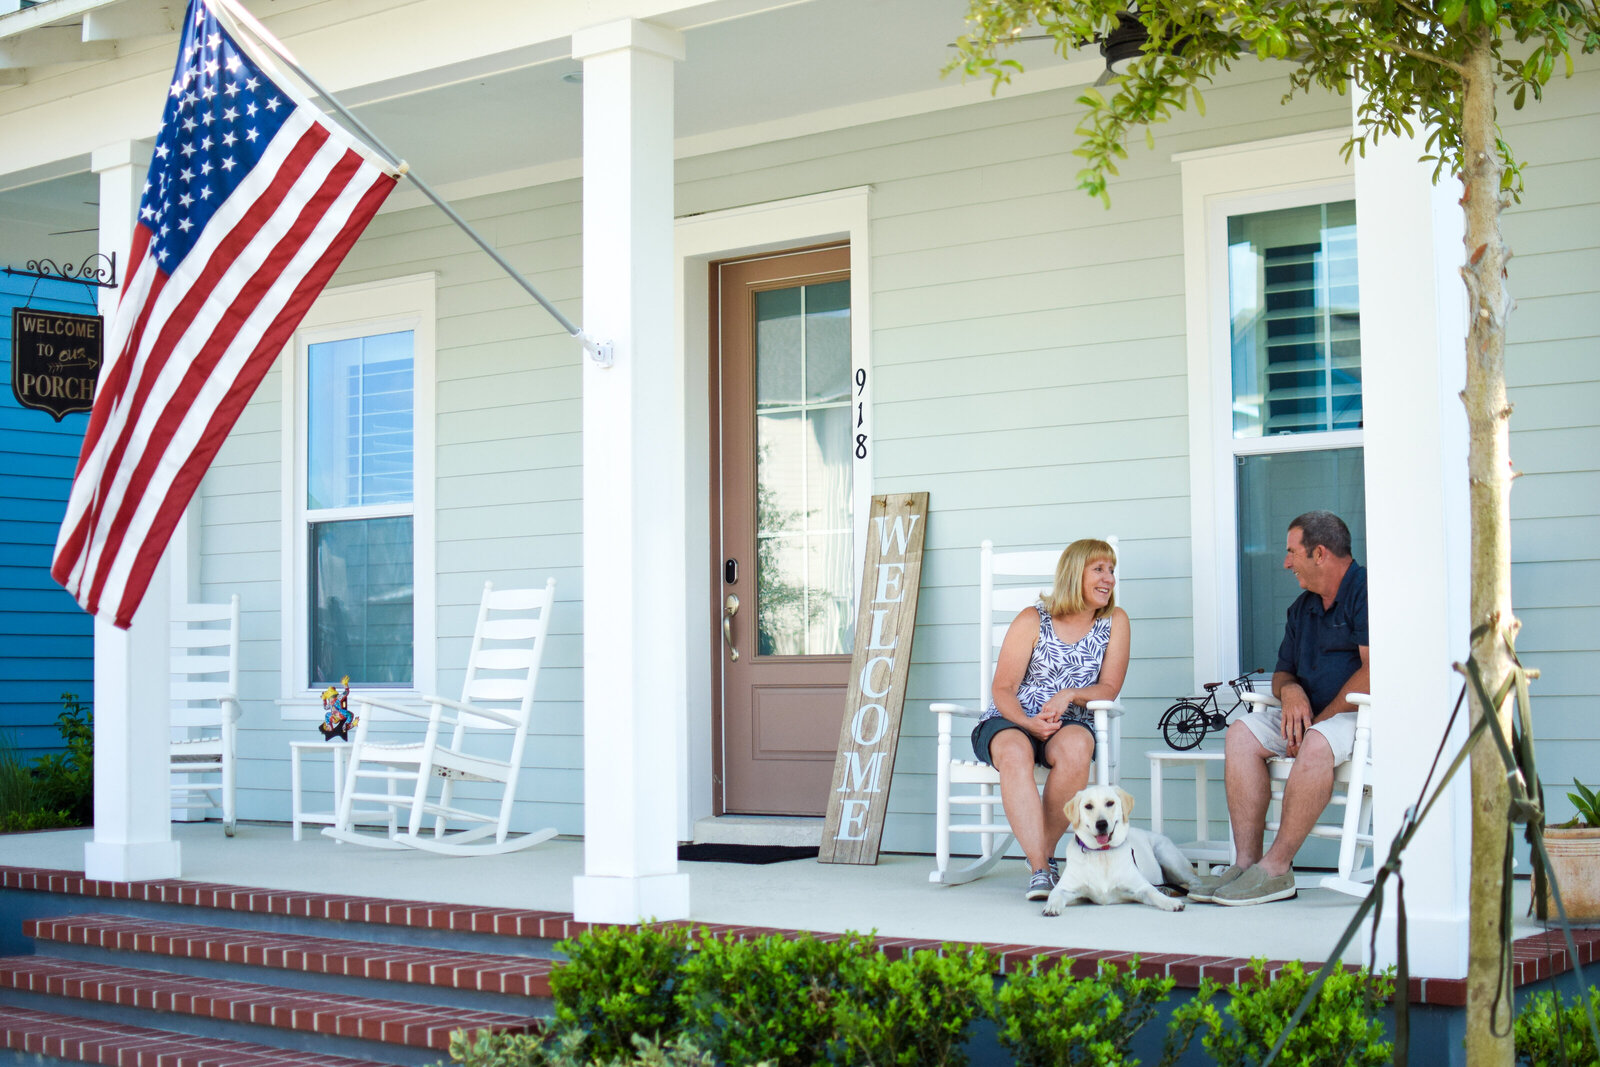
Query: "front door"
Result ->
[[713, 245, 854, 815]]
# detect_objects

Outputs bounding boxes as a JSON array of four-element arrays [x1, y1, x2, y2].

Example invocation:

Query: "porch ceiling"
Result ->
[[0, 0, 1082, 245]]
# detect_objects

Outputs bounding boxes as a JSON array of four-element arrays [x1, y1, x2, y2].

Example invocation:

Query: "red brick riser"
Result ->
[[4, 865, 1594, 1007]]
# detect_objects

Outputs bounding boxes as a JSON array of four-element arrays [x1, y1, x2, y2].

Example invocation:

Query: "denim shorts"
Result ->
[[971, 715, 1096, 768]]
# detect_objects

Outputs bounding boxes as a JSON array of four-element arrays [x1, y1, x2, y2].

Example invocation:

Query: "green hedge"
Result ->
[[444, 925, 1415, 1067]]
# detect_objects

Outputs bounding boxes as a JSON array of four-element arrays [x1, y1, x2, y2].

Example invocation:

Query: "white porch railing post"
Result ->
[[1353, 98, 1472, 979], [83, 139, 183, 883], [571, 19, 691, 924]]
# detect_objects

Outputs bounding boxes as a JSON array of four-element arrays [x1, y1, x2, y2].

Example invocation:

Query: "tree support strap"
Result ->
[[1260, 628, 1600, 1067]]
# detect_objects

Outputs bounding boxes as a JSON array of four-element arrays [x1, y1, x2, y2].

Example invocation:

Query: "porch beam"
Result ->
[[1353, 104, 1471, 978], [84, 139, 182, 883], [571, 18, 690, 924]]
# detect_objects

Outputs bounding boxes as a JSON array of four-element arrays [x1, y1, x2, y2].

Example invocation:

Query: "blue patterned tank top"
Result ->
[[979, 603, 1113, 725]]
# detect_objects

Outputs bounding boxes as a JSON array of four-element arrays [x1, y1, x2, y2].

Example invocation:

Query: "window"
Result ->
[[282, 275, 435, 696], [753, 279, 855, 657], [1179, 133, 1366, 686]]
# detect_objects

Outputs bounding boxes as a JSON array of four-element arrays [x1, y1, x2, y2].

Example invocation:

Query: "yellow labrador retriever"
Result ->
[[1042, 785, 1195, 914]]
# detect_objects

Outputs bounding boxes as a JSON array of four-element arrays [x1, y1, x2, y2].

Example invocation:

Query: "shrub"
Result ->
[[0, 732, 39, 818], [444, 1028, 759, 1067], [1515, 986, 1600, 1066], [550, 922, 695, 1061], [446, 1027, 550, 1067], [677, 930, 873, 1067], [995, 957, 1173, 1067], [31, 694, 93, 826], [0, 729, 75, 834], [833, 944, 995, 1067], [1165, 959, 1393, 1067]]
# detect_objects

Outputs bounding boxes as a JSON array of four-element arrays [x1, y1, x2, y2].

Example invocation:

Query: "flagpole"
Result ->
[[209, 0, 615, 368]]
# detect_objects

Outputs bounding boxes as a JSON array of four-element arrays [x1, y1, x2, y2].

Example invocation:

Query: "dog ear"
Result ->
[[1062, 793, 1082, 828], [1115, 786, 1135, 818]]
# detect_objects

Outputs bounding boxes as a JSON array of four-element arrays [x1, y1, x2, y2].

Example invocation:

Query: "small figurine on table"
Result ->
[[318, 675, 356, 741]]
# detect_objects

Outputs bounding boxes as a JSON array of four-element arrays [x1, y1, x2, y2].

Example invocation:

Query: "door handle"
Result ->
[[722, 594, 740, 662]]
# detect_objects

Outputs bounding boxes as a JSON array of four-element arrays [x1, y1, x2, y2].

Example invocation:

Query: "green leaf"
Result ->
[[1440, 0, 1465, 25]]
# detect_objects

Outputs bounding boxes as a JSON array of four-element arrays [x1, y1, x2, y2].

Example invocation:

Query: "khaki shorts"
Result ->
[[1237, 706, 1357, 764]]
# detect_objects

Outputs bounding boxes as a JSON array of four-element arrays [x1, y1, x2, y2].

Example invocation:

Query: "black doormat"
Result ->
[[676, 843, 820, 865]]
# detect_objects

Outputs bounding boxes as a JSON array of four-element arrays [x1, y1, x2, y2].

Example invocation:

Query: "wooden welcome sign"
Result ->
[[819, 492, 929, 865]]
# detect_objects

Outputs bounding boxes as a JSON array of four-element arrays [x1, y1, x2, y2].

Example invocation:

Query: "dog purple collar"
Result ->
[[1076, 836, 1113, 853]]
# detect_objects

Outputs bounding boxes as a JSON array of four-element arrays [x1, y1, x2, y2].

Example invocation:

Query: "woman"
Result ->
[[970, 538, 1131, 901]]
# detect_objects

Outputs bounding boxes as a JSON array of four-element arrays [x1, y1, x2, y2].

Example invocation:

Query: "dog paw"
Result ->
[[1161, 897, 1186, 912]]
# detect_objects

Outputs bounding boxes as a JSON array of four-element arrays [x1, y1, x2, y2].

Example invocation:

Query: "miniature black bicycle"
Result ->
[[1159, 668, 1267, 750]]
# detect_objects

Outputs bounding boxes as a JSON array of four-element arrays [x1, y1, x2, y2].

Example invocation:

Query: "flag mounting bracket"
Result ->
[[581, 336, 615, 369], [3, 252, 118, 290]]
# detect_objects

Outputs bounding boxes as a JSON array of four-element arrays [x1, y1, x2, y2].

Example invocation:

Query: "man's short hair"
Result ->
[[1290, 510, 1353, 558]]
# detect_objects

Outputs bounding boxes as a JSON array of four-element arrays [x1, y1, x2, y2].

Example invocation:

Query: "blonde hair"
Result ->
[[1042, 538, 1117, 619]]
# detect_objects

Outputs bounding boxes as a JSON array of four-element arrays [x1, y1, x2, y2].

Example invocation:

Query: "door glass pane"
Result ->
[[1228, 202, 1361, 438], [804, 280, 851, 403], [753, 278, 854, 656], [755, 288, 802, 408], [307, 330, 414, 509], [1235, 449, 1366, 676], [310, 516, 414, 687]]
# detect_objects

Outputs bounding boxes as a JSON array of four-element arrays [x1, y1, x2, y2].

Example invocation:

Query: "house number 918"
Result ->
[[854, 368, 868, 459]]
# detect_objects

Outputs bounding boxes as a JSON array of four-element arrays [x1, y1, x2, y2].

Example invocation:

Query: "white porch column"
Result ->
[[1354, 111, 1471, 977], [570, 19, 690, 923], [85, 141, 181, 882]]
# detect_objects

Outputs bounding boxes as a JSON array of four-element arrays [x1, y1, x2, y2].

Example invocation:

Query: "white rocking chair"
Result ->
[[1237, 689, 1375, 896], [323, 579, 558, 856], [928, 539, 1125, 886], [168, 596, 242, 836]]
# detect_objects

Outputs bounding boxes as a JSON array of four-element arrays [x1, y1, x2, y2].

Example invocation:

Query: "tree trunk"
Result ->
[[1460, 27, 1516, 1067]]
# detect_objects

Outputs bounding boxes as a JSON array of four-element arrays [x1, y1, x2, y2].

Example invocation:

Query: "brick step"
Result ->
[[0, 956, 538, 1053], [0, 866, 581, 945], [26, 913, 556, 998], [0, 1002, 391, 1067]]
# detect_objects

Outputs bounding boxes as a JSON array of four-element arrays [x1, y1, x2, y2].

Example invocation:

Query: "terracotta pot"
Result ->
[[1539, 826, 1600, 923]]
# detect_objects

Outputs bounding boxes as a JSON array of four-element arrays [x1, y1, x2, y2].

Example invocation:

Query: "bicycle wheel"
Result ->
[[1161, 701, 1210, 750]]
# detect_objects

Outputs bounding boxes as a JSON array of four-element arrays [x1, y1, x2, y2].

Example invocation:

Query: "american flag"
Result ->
[[52, 0, 398, 627]]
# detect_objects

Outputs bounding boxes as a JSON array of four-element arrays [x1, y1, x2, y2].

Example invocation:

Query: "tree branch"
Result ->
[[1363, 35, 1470, 73], [1381, 0, 1440, 26]]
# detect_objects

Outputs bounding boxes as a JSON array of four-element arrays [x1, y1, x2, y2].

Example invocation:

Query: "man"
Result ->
[[1191, 510, 1370, 906]]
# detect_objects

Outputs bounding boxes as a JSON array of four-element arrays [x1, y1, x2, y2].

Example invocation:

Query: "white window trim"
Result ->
[[1178, 131, 1358, 691], [673, 185, 873, 838], [278, 273, 437, 708]]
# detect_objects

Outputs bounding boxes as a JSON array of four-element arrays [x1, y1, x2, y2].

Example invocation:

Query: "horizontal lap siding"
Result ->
[[204, 183, 588, 835], [0, 275, 94, 761], [1503, 61, 1600, 823], [197, 55, 1598, 850], [681, 68, 1348, 854]]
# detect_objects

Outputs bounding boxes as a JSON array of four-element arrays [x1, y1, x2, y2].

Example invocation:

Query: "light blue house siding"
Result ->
[[199, 55, 1599, 846], [0, 272, 95, 761]]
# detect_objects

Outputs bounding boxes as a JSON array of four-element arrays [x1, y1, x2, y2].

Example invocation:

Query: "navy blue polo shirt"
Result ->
[[1275, 560, 1368, 714]]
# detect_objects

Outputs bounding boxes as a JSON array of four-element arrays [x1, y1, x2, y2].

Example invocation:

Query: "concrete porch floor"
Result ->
[[0, 822, 1541, 972]]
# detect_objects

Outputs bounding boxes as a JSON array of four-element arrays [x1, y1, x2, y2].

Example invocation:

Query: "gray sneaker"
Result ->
[[1187, 864, 1247, 903], [1025, 868, 1054, 901], [1212, 865, 1297, 906], [1047, 858, 1060, 886]]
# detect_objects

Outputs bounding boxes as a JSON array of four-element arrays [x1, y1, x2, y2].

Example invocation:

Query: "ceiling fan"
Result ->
[[1006, 10, 1152, 86]]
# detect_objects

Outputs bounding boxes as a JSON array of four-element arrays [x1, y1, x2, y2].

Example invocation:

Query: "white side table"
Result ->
[[289, 741, 394, 841], [1146, 749, 1233, 866]]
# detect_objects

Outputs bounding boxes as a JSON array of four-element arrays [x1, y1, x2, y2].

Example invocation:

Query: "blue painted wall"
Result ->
[[0, 272, 96, 761]]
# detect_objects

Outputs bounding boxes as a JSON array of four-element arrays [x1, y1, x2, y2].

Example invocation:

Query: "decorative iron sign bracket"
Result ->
[[3, 252, 118, 290]]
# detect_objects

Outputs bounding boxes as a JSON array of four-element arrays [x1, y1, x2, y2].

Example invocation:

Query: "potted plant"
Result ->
[[1539, 780, 1600, 923]]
